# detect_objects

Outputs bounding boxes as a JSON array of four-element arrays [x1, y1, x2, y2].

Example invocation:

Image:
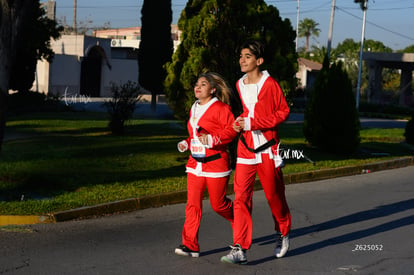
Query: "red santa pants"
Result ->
[[182, 173, 234, 251], [233, 154, 291, 250]]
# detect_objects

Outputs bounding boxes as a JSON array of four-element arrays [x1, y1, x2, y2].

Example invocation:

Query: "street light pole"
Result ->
[[296, 0, 300, 52], [327, 0, 336, 61], [355, 0, 368, 109], [73, 0, 77, 34]]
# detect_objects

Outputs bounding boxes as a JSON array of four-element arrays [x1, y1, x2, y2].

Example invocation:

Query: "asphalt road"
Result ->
[[1, 166, 413, 275]]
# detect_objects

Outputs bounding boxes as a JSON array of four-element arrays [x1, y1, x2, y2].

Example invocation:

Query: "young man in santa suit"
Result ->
[[221, 40, 291, 264]]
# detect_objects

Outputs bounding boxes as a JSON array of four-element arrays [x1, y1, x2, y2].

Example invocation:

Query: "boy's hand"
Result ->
[[198, 134, 209, 145]]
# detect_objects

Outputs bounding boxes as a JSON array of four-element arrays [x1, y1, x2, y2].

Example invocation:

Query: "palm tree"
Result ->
[[298, 18, 320, 52]]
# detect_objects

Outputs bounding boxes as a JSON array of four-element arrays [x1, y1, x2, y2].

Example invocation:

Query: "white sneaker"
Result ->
[[220, 244, 247, 264], [274, 233, 289, 258], [174, 244, 199, 258]]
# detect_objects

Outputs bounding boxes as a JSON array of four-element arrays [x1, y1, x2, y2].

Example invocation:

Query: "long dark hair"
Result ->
[[198, 72, 233, 106]]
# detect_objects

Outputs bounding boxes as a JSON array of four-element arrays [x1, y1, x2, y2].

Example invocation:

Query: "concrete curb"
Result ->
[[0, 215, 55, 226], [53, 191, 188, 222], [1, 157, 413, 226]]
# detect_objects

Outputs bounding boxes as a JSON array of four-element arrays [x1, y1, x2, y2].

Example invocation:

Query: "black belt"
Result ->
[[240, 135, 276, 153], [192, 153, 221, 163]]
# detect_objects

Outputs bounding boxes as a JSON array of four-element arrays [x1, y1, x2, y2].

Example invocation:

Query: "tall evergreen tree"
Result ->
[[9, 1, 62, 93], [0, 0, 35, 152], [164, 0, 297, 121], [138, 0, 173, 112]]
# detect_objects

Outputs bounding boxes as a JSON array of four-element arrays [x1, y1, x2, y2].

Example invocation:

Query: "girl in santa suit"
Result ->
[[174, 72, 237, 258], [221, 40, 291, 265]]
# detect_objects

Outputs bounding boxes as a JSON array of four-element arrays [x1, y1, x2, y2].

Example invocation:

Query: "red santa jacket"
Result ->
[[236, 72, 290, 160], [182, 98, 237, 177]]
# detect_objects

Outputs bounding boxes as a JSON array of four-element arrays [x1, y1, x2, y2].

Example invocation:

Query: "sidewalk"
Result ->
[[67, 96, 175, 119]]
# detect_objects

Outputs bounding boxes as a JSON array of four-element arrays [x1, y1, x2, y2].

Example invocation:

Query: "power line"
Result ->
[[57, 4, 187, 9], [57, 1, 414, 45], [336, 6, 414, 42]]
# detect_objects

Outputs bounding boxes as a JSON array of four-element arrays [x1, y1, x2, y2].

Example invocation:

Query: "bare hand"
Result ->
[[233, 117, 244, 133], [199, 134, 209, 145], [178, 143, 187, 151]]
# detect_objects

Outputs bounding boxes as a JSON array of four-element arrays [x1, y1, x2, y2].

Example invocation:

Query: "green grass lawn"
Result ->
[[1, 112, 413, 215]]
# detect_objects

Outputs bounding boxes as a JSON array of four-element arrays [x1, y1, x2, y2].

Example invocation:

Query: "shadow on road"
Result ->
[[204, 198, 414, 265]]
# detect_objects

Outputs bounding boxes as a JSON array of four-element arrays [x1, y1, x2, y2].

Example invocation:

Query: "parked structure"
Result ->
[[363, 52, 414, 106]]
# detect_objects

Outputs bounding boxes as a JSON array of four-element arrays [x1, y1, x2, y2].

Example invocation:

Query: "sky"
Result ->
[[54, 0, 414, 51]]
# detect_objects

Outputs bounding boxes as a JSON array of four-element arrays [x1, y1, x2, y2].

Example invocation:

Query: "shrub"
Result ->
[[303, 58, 360, 154], [8, 91, 67, 113], [103, 81, 141, 135], [404, 114, 414, 144]]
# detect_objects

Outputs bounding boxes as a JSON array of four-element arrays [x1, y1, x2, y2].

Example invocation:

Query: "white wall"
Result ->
[[101, 58, 139, 97], [49, 55, 81, 96], [51, 35, 85, 56], [34, 59, 50, 94]]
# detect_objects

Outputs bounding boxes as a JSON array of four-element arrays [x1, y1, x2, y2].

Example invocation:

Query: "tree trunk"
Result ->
[[0, 91, 7, 151], [151, 91, 157, 112], [0, 0, 32, 152]]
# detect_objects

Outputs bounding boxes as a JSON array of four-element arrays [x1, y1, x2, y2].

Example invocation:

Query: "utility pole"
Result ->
[[326, 0, 336, 61], [73, 0, 77, 34], [295, 0, 300, 52], [355, 0, 368, 109]]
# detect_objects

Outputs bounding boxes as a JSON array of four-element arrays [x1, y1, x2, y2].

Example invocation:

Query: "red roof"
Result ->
[[298, 58, 322, 71]]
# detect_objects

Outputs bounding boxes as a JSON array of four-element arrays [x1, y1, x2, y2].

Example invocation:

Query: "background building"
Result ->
[[93, 25, 181, 51], [296, 58, 322, 91], [34, 34, 138, 98]]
